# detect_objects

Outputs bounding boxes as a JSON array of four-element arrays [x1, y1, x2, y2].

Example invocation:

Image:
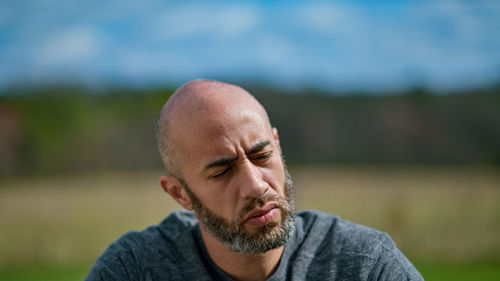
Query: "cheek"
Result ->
[[204, 185, 240, 221], [263, 159, 286, 195], [222, 189, 239, 217], [185, 179, 229, 217]]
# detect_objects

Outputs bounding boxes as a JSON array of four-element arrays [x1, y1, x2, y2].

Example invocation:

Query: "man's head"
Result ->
[[155, 79, 295, 255]]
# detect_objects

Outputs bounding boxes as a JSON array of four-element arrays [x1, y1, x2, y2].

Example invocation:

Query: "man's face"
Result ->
[[180, 167, 294, 254], [169, 91, 295, 254]]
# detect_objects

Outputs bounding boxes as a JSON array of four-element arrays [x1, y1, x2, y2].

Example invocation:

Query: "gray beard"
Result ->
[[179, 168, 295, 255]]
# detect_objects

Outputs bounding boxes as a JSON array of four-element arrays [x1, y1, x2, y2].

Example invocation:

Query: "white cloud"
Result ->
[[254, 34, 294, 66], [297, 2, 354, 35], [150, 2, 259, 40], [38, 27, 100, 66]]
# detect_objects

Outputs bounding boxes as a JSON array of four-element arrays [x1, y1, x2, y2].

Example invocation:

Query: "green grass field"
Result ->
[[1, 166, 499, 280]]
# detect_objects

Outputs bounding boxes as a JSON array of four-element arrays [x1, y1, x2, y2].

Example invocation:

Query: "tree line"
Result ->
[[1, 85, 499, 178]]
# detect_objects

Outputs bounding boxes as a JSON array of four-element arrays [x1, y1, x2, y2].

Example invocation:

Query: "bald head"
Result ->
[[155, 79, 272, 177]]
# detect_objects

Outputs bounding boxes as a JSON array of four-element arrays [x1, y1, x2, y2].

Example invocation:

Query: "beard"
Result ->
[[179, 168, 295, 255]]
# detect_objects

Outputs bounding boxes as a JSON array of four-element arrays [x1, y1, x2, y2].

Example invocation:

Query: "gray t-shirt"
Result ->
[[86, 210, 424, 280]]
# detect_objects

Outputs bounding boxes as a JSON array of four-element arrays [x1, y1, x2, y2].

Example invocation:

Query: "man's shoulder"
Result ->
[[296, 210, 390, 239], [85, 210, 201, 281], [157, 209, 199, 235], [290, 210, 423, 280], [295, 210, 395, 256], [109, 210, 192, 238], [115, 210, 198, 248]]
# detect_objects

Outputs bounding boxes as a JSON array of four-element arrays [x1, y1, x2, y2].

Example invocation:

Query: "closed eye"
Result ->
[[212, 167, 232, 178], [252, 152, 272, 161]]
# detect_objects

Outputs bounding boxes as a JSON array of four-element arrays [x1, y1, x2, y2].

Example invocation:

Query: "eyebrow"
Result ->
[[204, 140, 271, 171], [204, 156, 238, 171], [248, 140, 271, 154]]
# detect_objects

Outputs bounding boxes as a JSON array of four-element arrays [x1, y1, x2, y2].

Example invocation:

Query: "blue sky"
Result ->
[[1, 0, 499, 93]]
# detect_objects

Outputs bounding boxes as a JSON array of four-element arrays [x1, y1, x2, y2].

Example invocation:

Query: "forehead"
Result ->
[[169, 93, 273, 174]]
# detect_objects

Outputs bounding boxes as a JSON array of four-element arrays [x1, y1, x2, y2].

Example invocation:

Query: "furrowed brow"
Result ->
[[203, 140, 271, 171], [248, 140, 271, 154], [204, 156, 237, 171]]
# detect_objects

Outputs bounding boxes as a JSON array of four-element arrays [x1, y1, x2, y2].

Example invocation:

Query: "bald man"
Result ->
[[86, 80, 423, 281]]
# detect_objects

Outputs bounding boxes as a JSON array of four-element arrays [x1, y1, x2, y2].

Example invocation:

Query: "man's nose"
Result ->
[[237, 161, 268, 199]]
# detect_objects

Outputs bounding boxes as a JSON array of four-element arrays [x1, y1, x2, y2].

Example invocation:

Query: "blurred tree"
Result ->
[[1, 85, 499, 179]]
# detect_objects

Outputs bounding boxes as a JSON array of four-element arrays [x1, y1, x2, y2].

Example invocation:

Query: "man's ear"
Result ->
[[160, 175, 193, 210], [272, 127, 280, 147]]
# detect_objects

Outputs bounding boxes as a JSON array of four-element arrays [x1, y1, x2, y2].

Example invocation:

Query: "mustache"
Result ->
[[235, 193, 291, 225]]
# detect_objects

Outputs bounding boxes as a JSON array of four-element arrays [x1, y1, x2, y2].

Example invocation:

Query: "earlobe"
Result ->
[[160, 175, 193, 210]]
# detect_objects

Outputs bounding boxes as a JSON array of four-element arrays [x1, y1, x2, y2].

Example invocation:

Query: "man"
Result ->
[[86, 79, 424, 281]]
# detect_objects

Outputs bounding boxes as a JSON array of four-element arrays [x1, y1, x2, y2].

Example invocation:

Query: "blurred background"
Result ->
[[1, 0, 500, 280]]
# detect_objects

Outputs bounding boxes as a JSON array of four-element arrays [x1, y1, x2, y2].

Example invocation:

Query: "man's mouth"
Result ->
[[243, 202, 281, 227]]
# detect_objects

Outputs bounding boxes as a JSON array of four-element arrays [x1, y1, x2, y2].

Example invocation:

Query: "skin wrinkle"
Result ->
[[205, 140, 272, 174], [177, 166, 295, 255]]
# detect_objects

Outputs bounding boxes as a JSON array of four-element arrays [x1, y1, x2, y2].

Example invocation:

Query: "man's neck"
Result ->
[[201, 229, 284, 281]]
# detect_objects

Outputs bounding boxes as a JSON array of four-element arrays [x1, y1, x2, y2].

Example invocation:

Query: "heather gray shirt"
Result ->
[[86, 210, 424, 281]]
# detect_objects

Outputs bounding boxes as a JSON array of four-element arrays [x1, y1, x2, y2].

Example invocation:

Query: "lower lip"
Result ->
[[245, 208, 281, 227]]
